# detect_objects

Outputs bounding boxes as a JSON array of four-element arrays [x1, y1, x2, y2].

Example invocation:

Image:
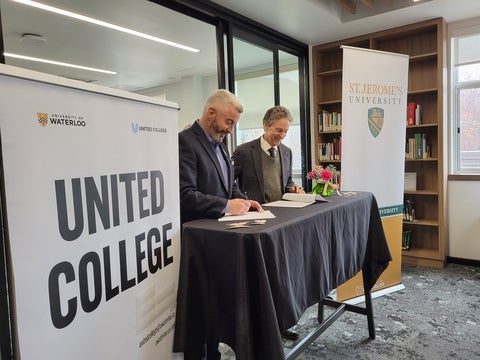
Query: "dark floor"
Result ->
[[218, 263, 480, 359]]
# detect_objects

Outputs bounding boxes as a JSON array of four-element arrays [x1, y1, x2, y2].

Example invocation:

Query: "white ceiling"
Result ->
[[1, 0, 480, 91], [211, 0, 480, 45]]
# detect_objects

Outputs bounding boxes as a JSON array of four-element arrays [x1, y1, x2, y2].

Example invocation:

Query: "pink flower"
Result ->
[[307, 164, 337, 183], [321, 168, 333, 181], [307, 170, 317, 180]]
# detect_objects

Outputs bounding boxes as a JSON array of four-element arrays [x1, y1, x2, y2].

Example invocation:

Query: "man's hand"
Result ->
[[227, 198, 264, 215], [248, 200, 264, 212], [289, 184, 305, 194], [227, 198, 252, 215]]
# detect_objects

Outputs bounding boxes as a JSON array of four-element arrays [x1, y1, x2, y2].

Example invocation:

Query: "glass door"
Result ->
[[278, 50, 302, 185], [232, 37, 275, 146], [229, 32, 305, 187]]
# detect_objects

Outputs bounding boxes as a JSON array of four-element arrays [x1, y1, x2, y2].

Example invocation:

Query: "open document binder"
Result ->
[[263, 192, 330, 208]]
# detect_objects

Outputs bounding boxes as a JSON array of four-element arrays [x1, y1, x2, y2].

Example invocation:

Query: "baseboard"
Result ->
[[447, 256, 480, 267]]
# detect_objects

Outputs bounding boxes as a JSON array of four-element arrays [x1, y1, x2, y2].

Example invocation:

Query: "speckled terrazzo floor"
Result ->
[[219, 263, 480, 359]]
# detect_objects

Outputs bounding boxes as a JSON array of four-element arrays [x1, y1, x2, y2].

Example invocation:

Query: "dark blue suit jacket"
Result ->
[[179, 121, 244, 224]]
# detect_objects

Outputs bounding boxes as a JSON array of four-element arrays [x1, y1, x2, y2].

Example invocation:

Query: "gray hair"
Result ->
[[263, 105, 293, 126], [202, 89, 243, 116]]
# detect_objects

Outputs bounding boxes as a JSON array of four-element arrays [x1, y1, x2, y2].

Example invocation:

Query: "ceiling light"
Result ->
[[4, 52, 117, 74], [10, 0, 200, 53]]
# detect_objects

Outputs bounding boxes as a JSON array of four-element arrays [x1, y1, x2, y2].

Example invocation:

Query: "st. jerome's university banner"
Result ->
[[337, 46, 409, 301], [0, 64, 180, 359]]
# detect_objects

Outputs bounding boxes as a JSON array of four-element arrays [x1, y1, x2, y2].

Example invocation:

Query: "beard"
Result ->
[[209, 118, 227, 142]]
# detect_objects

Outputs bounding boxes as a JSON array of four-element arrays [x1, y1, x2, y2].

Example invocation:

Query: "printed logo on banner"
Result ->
[[368, 107, 384, 138], [37, 112, 48, 127], [131, 122, 139, 133], [36, 112, 86, 127], [131, 122, 167, 134]]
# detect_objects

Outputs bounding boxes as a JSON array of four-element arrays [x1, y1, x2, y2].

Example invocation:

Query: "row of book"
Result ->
[[321, 102, 421, 130], [407, 102, 422, 126], [402, 230, 413, 251], [404, 199, 416, 222], [403, 198, 415, 251], [318, 110, 342, 132], [322, 102, 421, 130], [405, 133, 431, 159], [318, 138, 341, 161]]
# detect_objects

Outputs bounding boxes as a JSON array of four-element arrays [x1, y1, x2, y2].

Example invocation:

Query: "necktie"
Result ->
[[268, 147, 277, 158], [212, 142, 228, 185]]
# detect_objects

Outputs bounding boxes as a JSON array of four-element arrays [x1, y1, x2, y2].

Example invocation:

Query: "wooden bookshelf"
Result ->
[[312, 18, 447, 268]]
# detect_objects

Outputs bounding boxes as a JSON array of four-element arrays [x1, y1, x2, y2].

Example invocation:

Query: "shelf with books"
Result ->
[[406, 123, 437, 130], [405, 158, 438, 162], [401, 224, 440, 253], [317, 138, 342, 162], [406, 94, 437, 126], [312, 18, 447, 268], [405, 133, 433, 159], [404, 191, 437, 217], [318, 110, 342, 132]]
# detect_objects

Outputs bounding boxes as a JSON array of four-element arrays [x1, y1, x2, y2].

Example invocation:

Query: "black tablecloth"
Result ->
[[173, 192, 391, 359]]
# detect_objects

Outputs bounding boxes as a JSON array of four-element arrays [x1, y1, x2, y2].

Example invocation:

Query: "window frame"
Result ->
[[449, 23, 480, 175]]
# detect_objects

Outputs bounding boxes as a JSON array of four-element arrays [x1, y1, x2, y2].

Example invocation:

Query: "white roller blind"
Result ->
[[453, 34, 480, 66]]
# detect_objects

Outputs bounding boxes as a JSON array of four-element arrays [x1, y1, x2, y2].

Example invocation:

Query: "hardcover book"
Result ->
[[407, 102, 416, 126]]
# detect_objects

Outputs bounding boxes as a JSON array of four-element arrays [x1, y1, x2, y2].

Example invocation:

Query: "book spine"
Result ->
[[415, 133, 423, 159], [408, 137, 415, 159], [415, 104, 421, 125], [422, 134, 428, 159], [407, 102, 416, 126]]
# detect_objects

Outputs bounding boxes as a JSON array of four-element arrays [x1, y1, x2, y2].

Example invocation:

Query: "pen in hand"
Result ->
[[244, 192, 264, 212], [244, 192, 251, 209]]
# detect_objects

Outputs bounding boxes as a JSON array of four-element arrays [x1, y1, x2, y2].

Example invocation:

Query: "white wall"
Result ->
[[138, 74, 218, 131], [447, 17, 480, 261], [448, 181, 480, 259]]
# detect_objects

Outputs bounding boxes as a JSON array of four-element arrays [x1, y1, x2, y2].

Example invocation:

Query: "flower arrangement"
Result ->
[[307, 164, 339, 197]]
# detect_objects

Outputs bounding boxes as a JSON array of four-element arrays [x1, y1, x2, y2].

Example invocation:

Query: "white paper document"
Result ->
[[219, 210, 276, 221], [263, 200, 312, 208], [263, 193, 330, 208]]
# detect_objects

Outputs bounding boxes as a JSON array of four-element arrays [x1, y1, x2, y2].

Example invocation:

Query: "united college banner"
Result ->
[[337, 46, 409, 301], [0, 65, 180, 359]]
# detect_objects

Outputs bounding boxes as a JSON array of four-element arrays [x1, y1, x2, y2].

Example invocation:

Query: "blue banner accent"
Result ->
[[379, 204, 403, 218]]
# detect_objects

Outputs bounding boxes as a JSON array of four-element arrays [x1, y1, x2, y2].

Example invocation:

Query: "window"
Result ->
[[232, 36, 306, 186], [451, 33, 480, 173]]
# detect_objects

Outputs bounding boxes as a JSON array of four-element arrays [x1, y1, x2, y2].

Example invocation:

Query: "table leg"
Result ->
[[362, 270, 376, 340]]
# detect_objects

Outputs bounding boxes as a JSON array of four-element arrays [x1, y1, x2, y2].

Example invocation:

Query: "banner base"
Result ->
[[340, 283, 406, 305]]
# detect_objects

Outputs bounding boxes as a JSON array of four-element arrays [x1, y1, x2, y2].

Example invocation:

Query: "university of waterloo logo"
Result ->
[[37, 112, 48, 127], [368, 107, 384, 138]]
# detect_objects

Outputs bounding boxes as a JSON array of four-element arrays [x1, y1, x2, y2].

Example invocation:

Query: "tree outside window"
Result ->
[[452, 36, 480, 173]]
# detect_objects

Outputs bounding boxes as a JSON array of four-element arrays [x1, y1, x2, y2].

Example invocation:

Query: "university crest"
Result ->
[[37, 112, 48, 127], [368, 107, 384, 138]]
